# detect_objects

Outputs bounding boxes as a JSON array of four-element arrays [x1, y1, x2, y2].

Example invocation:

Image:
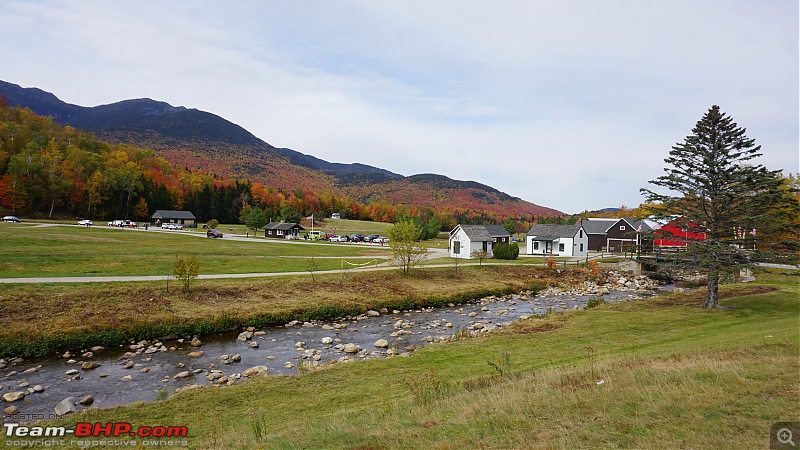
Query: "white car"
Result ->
[[77, 219, 93, 226], [329, 235, 346, 242], [2, 215, 20, 223]]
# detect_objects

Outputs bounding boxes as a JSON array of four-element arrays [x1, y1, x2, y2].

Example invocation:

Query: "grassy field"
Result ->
[[39, 268, 799, 449], [0, 223, 389, 277]]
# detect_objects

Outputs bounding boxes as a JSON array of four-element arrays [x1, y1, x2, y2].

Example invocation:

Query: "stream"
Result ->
[[1, 286, 660, 422]]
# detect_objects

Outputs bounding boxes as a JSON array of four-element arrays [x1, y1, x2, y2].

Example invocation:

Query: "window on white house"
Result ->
[[579, 229, 583, 238], [559, 243, 565, 252], [580, 243, 584, 252], [453, 241, 460, 254], [533, 242, 539, 250]]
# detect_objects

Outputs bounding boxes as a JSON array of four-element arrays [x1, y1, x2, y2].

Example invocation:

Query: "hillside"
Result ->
[[0, 80, 562, 217]]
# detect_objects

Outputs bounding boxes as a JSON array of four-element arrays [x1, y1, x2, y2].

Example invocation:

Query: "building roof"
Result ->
[[454, 224, 493, 241], [263, 221, 305, 231], [151, 210, 196, 220], [483, 225, 511, 238], [581, 218, 617, 234], [526, 223, 583, 240]]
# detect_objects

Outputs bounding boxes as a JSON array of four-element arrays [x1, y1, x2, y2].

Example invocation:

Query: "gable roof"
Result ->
[[581, 218, 617, 234], [151, 210, 196, 220], [263, 221, 305, 231], [454, 224, 493, 241], [484, 225, 511, 238], [526, 223, 583, 240]]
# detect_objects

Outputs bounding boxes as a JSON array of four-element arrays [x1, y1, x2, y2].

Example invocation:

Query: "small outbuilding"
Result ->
[[263, 221, 305, 239], [448, 224, 511, 259], [526, 223, 588, 257], [150, 210, 197, 228]]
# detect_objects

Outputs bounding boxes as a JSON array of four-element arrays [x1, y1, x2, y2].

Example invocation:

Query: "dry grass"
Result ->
[[0, 265, 577, 353]]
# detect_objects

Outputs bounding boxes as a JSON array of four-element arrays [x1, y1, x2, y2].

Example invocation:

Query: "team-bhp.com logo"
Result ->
[[4, 422, 188, 447]]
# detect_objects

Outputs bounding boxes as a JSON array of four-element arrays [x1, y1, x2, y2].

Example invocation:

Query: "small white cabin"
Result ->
[[526, 223, 588, 257], [448, 224, 511, 259]]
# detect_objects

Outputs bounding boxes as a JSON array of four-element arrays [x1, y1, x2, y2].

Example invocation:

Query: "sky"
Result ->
[[1, 0, 797, 214]]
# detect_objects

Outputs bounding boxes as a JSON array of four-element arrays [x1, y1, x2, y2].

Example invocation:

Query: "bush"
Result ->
[[207, 219, 219, 229], [492, 243, 519, 260]]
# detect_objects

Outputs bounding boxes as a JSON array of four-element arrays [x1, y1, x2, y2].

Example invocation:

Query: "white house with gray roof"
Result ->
[[448, 224, 511, 259], [526, 223, 588, 257]]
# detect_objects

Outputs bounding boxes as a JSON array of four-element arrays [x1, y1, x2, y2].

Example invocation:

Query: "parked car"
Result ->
[[77, 219, 93, 226], [108, 220, 124, 227], [365, 234, 380, 243], [2, 215, 20, 223], [207, 229, 223, 238], [374, 236, 390, 244], [349, 234, 364, 242], [329, 235, 346, 242]]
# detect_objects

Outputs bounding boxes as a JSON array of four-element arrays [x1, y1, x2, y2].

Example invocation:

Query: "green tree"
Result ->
[[206, 219, 219, 230], [245, 206, 268, 235], [641, 105, 799, 309], [279, 205, 302, 224], [388, 219, 428, 275], [173, 255, 201, 292], [501, 217, 516, 236]]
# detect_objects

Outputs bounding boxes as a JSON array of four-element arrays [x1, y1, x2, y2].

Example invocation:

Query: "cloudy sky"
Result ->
[[1, 1, 797, 213]]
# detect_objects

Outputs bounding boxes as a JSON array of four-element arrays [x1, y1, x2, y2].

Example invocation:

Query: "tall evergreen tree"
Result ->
[[641, 105, 799, 309]]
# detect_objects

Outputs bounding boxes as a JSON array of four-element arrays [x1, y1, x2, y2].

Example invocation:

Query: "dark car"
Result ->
[[365, 234, 380, 243], [2, 215, 20, 223], [207, 229, 223, 238], [349, 234, 364, 242]]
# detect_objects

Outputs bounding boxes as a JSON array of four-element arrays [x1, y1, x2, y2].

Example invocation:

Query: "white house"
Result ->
[[448, 224, 511, 259], [526, 223, 588, 257]]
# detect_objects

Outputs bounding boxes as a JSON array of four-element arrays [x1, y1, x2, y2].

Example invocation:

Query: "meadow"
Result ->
[[0, 222, 388, 277]]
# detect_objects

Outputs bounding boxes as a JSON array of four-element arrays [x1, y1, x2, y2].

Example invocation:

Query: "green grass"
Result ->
[[41, 269, 800, 449], [0, 223, 388, 277]]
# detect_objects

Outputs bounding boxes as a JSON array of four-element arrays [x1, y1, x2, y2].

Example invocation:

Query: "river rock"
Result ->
[[242, 366, 269, 378], [190, 337, 202, 347], [188, 351, 205, 358], [237, 331, 253, 341], [139, 368, 150, 373], [17, 382, 29, 388], [248, 341, 259, 348], [65, 369, 79, 376], [2, 392, 25, 402], [54, 397, 77, 415], [4, 405, 19, 415], [320, 337, 334, 345], [374, 339, 389, 348], [343, 343, 360, 353], [81, 361, 101, 370], [33, 385, 44, 393], [231, 354, 241, 362], [367, 310, 380, 317], [174, 371, 191, 379], [122, 361, 134, 369], [121, 375, 132, 381], [79, 395, 94, 406], [22, 366, 39, 374]]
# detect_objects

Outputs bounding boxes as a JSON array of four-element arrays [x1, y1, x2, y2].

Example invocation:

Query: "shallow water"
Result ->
[[1, 288, 655, 422]]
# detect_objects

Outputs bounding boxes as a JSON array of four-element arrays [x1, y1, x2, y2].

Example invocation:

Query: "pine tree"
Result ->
[[641, 105, 799, 309]]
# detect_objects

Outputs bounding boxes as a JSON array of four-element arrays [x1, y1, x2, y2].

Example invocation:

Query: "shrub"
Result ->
[[493, 243, 519, 260]]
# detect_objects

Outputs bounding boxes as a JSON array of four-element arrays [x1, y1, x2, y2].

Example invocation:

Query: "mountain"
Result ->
[[0, 80, 562, 217]]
